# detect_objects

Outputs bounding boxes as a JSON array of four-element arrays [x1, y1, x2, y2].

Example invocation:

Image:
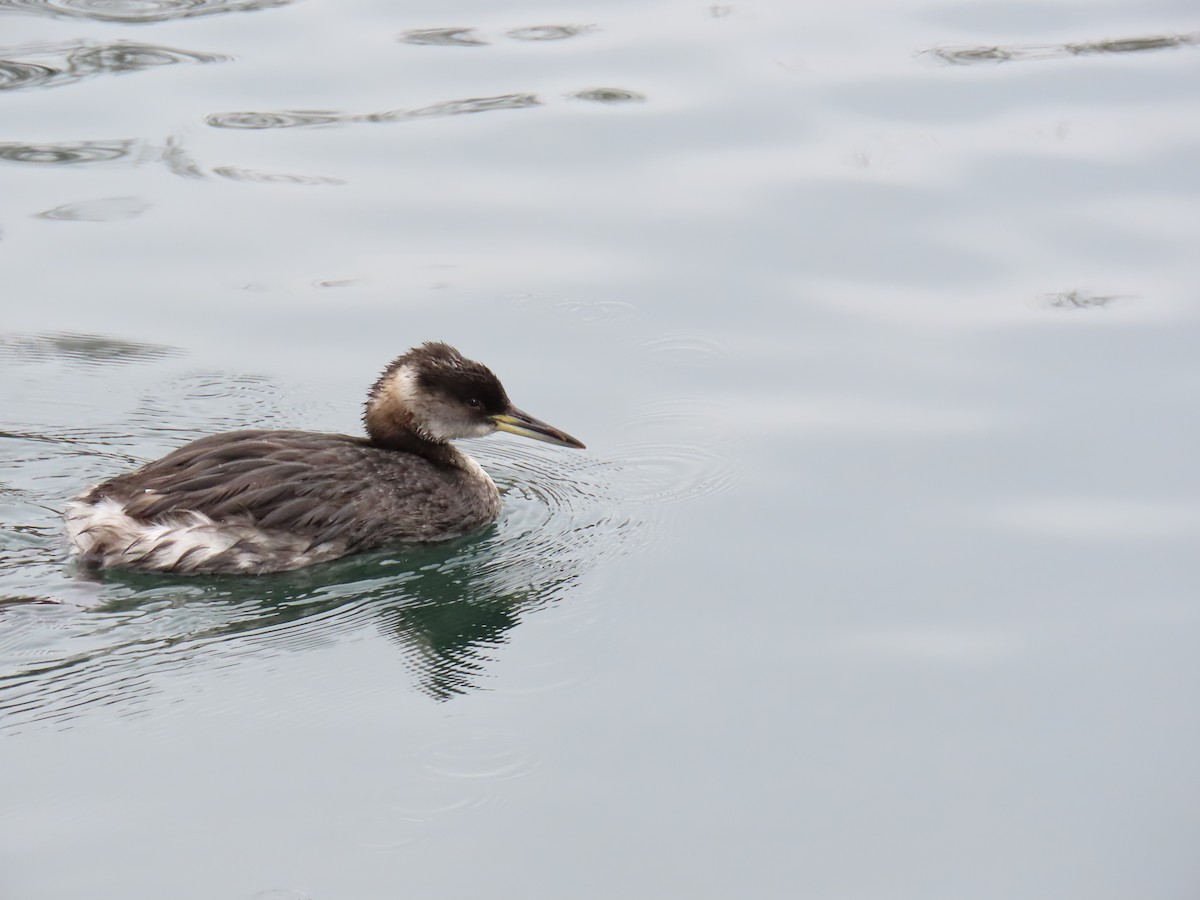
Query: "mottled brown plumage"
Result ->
[[65, 343, 584, 575]]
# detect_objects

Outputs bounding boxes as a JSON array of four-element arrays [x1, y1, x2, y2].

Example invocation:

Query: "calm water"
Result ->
[[2, 0, 1199, 897]]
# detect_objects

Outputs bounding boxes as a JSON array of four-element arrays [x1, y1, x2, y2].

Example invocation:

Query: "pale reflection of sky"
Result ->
[[990, 498, 1200, 541], [1, 0, 1199, 898], [828, 626, 1025, 665], [716, 393, 1009, 436]]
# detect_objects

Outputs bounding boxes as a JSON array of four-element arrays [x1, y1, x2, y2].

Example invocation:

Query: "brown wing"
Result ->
[[85, 430, 460, 548]]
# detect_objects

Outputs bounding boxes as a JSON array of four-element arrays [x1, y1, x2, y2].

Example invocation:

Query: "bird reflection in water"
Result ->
[[0, 522, 582, 730]]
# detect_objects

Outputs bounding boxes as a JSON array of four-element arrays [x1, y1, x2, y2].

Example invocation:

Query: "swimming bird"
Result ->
[[65, 342, 584, 575]]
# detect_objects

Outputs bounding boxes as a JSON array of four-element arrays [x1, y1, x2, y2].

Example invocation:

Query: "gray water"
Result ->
[[2, 1, 1199, 898]]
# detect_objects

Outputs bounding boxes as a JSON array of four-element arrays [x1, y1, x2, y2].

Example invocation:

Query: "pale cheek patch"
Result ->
[[380, 368, 439, 441], [380, 367, 490, 442]]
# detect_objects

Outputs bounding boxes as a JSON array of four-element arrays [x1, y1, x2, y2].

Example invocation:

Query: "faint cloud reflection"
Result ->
[[724, 394, 1007, 437], [834, 627, 1022, 666], [990, 499, 1200, 541]]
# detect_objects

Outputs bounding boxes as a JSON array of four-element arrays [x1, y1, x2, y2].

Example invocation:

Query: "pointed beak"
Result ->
[[490, 408, 586, 449]]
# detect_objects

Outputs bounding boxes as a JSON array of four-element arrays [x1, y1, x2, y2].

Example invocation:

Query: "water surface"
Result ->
[[2, 1, 1199, 898]]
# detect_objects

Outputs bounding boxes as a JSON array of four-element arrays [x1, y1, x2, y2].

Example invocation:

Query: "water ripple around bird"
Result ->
[[0, 337, 726, 730], [0, 432, 631, 727]]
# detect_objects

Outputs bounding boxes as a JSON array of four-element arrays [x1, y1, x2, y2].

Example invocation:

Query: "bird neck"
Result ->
[[364, 407, 463, 466]]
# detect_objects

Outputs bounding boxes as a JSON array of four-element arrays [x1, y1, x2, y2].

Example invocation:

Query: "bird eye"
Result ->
[[465, 398, 482, 409]]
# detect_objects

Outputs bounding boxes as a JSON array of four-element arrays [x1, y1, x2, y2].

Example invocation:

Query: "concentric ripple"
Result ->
[[507, 24, 596, 41], [626, 397, 735, 438], [0, 139, 133, 165], [0, 39, 224, 94], [68, 41, 228, 72], [379, 780, 483, 818], [0, 60, 57, 90], [607, 442, 738, 506], [410, 731, 540, 786], [349, 759, 507, 848], [0, 0, 292, 23], [510, 293, 639, 323], [639, 335, 725, 365]]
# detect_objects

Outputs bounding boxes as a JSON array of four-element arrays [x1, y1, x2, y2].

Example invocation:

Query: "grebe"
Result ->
[[65, 342, 585, 575]]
